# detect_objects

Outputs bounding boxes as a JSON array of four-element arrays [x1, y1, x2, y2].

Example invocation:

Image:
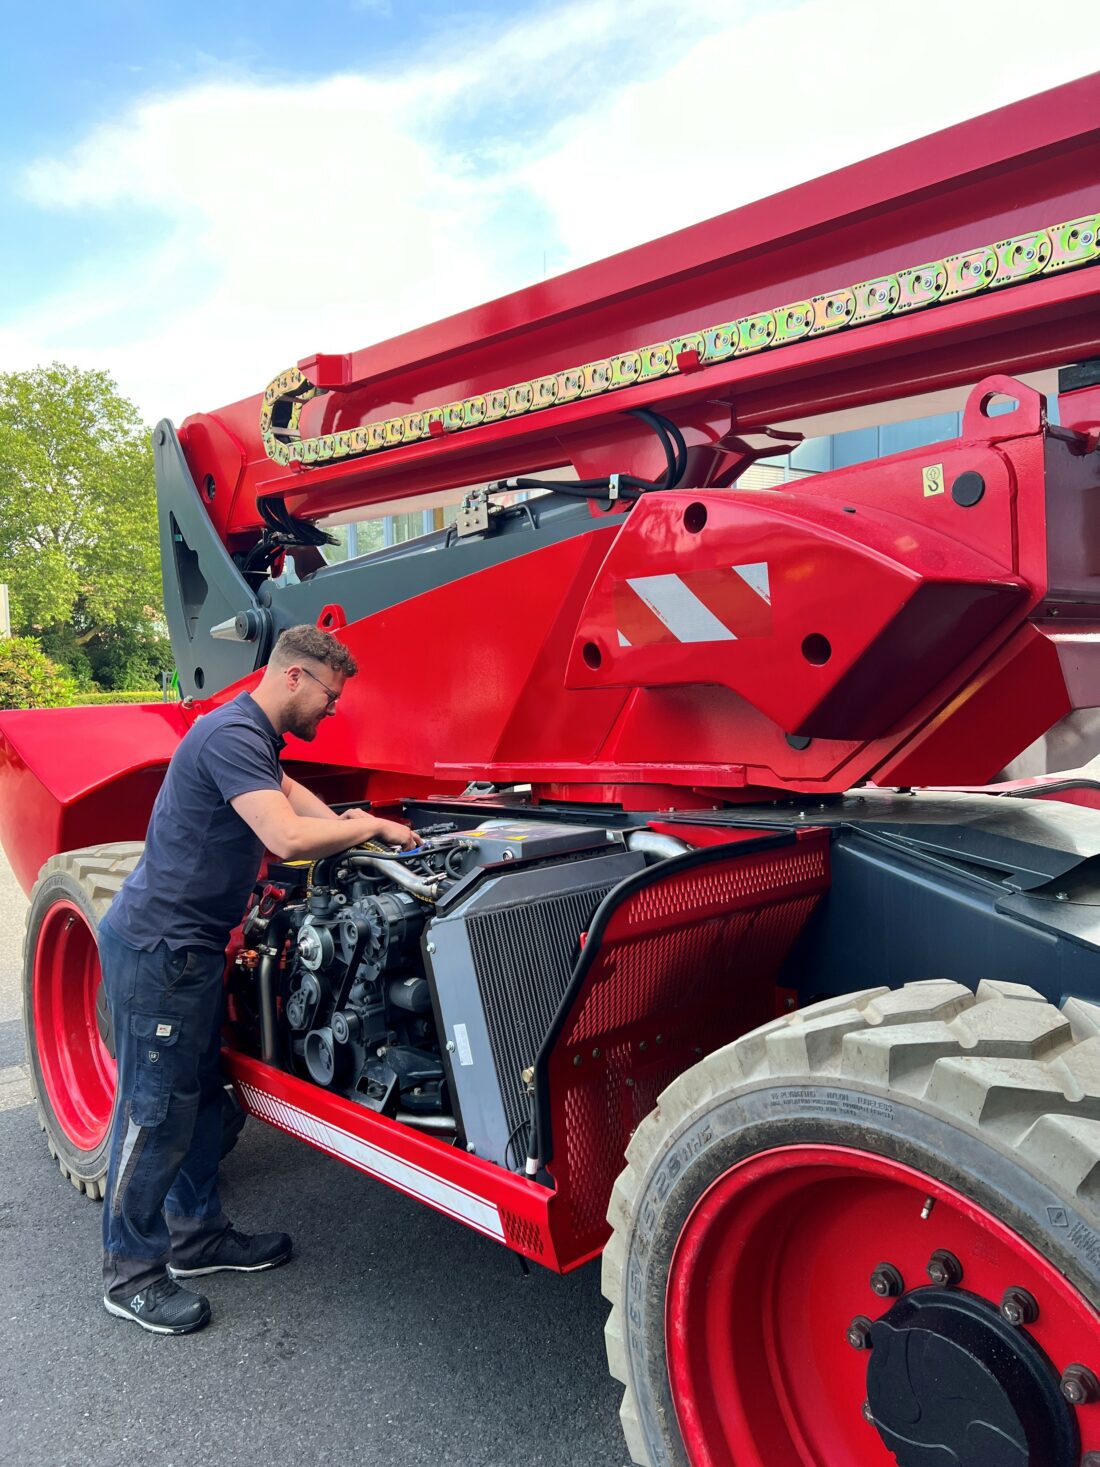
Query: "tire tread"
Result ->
[[603, 979, 1100, 1466]]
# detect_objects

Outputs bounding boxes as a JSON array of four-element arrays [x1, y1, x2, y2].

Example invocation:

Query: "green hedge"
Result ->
[[66, 690, 165, 705]]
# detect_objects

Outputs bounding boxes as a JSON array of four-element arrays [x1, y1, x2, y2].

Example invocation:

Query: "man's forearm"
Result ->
[[276, 813, 397, 861], [283, 776, 338, 820]]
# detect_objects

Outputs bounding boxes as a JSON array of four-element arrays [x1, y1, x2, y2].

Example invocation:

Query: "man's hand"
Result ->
[[230, 790, 418, 860], [338, 809, 417, 849], [373, 819, 418, 850]]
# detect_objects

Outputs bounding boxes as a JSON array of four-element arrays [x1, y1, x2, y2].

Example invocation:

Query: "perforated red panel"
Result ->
[[621, 845, 826, 929], [545, 833, 830, 1266], [566, 911, 754, 1045], [500, 1207, 546, 1257]]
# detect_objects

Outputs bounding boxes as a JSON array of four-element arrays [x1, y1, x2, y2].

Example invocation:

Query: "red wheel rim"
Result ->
[[665, 1144, 1100, 1467], [32, 900, 115, 1151]]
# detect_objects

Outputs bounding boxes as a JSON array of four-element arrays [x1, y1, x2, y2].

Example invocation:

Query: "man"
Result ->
[[98, 624, 415, 1335]]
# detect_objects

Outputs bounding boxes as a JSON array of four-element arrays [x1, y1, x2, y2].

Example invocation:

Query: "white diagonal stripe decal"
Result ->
[[237, 1082, 505, 1241], [627, 573, 736, 643], [733, 561, 771, 604]]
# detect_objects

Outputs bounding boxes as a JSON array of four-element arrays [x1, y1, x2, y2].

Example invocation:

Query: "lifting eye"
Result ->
[[979, 392, 1019, 419]]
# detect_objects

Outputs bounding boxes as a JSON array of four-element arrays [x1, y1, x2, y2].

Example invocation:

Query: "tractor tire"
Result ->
[[22, 843, 145, 1198], [603, 979, 1100, 1467], [22, 842, 249, 1197]]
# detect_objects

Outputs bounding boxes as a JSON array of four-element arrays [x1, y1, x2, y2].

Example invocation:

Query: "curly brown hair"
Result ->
[[269, 625, 358, 679]]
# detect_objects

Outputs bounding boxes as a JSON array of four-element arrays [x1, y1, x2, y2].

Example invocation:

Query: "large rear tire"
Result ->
[[603, 979, 1100, 1467], [21, 843, 144, 1198]]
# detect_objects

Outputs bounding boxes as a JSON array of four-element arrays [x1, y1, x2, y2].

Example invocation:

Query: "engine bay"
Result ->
[[229, 815, 647, 1170]]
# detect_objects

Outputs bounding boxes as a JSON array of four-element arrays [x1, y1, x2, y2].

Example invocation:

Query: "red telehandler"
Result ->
[[3, 72, 1100, 1466]]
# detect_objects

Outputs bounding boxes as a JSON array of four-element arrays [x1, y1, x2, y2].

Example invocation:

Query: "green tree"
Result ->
[[0, 363, 169, 689]]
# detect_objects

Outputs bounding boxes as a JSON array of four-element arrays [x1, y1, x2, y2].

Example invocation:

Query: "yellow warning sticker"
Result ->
[[922, 464, 945, 497]]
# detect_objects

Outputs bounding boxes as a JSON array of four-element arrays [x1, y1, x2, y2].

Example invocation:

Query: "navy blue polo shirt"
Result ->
[[108, 693, 286, 952]]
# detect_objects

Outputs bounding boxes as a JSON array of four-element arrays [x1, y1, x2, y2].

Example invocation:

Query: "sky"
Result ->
[[2, 0, 1099, 426]]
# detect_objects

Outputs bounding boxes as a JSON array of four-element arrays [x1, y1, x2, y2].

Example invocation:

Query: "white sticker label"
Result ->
[[453, 1023, 474, 1067], [155, 1023, 172, 1038]]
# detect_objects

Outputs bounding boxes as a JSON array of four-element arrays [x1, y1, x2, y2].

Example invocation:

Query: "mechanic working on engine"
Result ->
[[97, 624, 416, 1335]]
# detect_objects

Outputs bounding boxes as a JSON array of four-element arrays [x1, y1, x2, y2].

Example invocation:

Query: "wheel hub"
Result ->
[[866, 1287, 1079, 1466]]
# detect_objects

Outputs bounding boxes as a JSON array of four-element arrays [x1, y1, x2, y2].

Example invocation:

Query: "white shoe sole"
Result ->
[[168, 1252, 291, 1278], [103, 1294, 209, 1334]]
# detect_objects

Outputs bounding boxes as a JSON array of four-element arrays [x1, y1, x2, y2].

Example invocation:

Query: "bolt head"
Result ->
[[1061, 1364, 1100, 1405], [869, 1263, 904, 1299], [999, 1288, 1038, 1327], [927, 1249, 963, 1288], [846, 1316, 874, 1351]]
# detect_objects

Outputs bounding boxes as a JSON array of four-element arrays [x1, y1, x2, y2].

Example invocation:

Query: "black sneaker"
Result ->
[[104, 1275, 211, 1335], [168, 1226, 293, 1278]]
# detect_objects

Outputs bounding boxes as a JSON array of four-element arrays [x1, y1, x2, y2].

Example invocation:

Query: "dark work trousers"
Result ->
[[98, 914, 231, 1300]]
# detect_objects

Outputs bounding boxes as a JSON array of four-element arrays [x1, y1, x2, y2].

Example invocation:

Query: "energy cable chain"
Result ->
[[260, 214, 1100, 470]]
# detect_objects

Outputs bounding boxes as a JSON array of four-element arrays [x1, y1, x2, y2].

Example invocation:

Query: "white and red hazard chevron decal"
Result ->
[[613, 563, 772, 647]]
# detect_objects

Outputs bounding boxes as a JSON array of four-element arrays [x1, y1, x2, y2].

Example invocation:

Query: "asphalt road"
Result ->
[[0, 854, 629, 1467]]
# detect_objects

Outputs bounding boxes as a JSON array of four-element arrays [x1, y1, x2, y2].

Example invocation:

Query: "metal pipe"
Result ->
[[348, 854, 439, 900], [394, 1112, 457, 1133], [626, 831, 690, 861]]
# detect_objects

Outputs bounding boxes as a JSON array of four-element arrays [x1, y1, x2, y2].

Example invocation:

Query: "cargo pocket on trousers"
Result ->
[[130, 1013, 181, 1126]]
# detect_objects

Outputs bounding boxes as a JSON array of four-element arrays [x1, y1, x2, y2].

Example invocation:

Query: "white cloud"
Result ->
[[4, 0, 1099, 425], [519, 0, 1100, 264]]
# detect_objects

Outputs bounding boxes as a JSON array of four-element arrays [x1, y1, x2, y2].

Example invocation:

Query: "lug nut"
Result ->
[[861, 1400, 874, 1424], [927, 1249, 963, 1288], [999, 1288, 1039, 1327], [846, 1316, 874, 1351], [1060, 1364, 1100, 1406], [869, 1262, 904, 1299]]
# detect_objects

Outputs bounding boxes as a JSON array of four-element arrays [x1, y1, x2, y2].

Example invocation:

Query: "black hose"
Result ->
[[628, 408, 676, 488], [510, 477, 643, 501], [629, 407, 688, 487], [256, 496, 338, 549], [502, 406, 688, 503], [257, 909, 292, 1066]]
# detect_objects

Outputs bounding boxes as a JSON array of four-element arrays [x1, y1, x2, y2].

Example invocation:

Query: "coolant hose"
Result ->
[[257, 910, 292, 1067]]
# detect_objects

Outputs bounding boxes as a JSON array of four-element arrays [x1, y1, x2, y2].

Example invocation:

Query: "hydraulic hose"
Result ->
[[504, 406, 688, 502]]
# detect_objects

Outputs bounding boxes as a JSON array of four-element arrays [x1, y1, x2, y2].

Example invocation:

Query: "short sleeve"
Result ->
[[198, 721, 283, 805]]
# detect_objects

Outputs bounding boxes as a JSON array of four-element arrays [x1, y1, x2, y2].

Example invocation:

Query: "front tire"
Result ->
[[22, 843, 143, 1196], [603, 979, 1100, 1466]]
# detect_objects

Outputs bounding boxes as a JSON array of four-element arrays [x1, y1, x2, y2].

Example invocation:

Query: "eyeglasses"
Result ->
[[299, 665, 341, 708]]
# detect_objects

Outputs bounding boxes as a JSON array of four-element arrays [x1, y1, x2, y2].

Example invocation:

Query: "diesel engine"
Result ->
[[231, 817, 646, 1169]]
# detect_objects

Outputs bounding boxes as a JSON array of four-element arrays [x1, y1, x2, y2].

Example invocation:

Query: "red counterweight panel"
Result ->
[[543, 831, 830, 1267]]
